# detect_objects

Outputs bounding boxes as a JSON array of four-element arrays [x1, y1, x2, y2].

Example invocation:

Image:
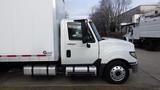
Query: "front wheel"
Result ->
[[103, 61, 129, 84]]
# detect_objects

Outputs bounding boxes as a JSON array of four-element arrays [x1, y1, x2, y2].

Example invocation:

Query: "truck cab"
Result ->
[[60, 19, 138, 84]]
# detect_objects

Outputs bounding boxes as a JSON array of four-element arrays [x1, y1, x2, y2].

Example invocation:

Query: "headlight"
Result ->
[[130, 52, 137, 59]]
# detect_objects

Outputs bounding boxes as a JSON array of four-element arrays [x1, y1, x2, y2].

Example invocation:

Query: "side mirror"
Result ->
[[82, 36, 89, 43], [81, 22, 89, 43], [80, 20, 95, 44], [82, 36, 91, 48]]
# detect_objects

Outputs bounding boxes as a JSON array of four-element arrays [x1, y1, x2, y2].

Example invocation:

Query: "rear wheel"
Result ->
[[103, 61, 129, 84]]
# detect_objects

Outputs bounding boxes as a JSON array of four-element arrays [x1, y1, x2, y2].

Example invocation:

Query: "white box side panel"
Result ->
[[0, 0, 57, 61]]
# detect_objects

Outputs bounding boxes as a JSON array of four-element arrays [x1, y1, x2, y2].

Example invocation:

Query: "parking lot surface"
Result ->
[[0, 49, 159, 90]]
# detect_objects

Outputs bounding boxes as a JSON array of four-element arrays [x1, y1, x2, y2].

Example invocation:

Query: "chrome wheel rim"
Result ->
[[110, 66, 126, 82]]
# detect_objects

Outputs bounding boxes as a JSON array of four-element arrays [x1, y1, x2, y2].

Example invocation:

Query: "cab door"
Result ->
[[61, 20, 99, 65]]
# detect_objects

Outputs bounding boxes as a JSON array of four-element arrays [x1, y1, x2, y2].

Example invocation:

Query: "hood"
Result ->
[[100, 38, 135, 51]]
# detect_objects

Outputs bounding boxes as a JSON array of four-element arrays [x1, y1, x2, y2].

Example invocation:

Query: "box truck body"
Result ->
[[122, 14, 160, 50], [0, 0, 137, 84], [0, 0, 65, 62]]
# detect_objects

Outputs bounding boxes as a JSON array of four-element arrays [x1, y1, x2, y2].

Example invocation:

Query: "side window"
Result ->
[[68, 22, 82, 40]]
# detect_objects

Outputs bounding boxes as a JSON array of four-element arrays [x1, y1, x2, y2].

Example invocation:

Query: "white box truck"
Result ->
[[122, 13, 160, 50], [0, 0, 137, 84]]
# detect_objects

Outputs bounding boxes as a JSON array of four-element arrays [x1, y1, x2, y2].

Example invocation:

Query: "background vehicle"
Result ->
[[0, 0, 137, 84], [122, 12, 160, 50]]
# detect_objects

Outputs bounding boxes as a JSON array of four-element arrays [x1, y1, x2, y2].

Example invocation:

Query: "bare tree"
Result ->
[[90, 0, 131, 34]]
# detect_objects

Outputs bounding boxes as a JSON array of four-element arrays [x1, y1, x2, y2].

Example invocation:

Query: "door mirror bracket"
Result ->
[[86, 43, 91, 48], [82, 36, 89, 43]]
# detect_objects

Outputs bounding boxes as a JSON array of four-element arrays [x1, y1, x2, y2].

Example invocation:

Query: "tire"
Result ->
[[103, 61, 129, 84]]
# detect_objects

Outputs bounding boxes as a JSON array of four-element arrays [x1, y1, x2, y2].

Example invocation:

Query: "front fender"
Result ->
[[100, 50, 137, 64]]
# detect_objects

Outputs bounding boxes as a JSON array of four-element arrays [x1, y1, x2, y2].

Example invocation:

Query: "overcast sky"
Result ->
[[66, 0, 160, 18]]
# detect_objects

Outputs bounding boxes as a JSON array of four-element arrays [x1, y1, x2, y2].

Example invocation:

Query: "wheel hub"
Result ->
[[115, 71, 121, 76], [110, 66, 126, 82]]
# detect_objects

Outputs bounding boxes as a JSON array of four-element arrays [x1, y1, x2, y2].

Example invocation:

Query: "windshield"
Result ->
[[89, 22, 102, 41]]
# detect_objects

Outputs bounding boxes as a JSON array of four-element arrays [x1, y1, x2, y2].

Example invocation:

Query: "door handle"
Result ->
[[66, 50, 71, 58], [67, 43, 76, 45]]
